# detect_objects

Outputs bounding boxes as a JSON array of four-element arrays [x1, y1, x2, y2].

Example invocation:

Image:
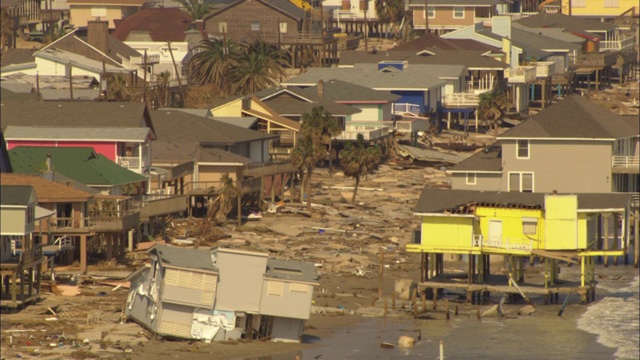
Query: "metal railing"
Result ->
[[393, 103, 421, 116], [612, 155, 640, 168], [54, 236, 74, 250], [505, 66, 536, 83], [134, 54, 161, 65]]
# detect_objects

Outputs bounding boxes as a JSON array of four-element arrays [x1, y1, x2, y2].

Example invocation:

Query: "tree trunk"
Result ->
[[306, 167, 313, 211], [299, 171, 305, 203], [351, 176, 361, 205], [328, 141, 334, 172]]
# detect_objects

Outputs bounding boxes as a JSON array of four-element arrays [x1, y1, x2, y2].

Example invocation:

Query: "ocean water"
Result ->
[[577, 274, 640, 360]]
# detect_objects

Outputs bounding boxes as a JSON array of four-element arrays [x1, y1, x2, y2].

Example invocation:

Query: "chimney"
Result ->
[[317, 80, 324, 98], [46, 152, 52, 172], [87, 20, 109, 55]]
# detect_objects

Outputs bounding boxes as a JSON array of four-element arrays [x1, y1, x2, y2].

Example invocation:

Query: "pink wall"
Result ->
[[8, 141, 118, 161]]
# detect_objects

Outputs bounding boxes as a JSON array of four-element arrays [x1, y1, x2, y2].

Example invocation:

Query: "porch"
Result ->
[[131, 195, 188, 220], [0, 246, 44, 309], [334, 123, 390, 141], [506, 66, 536, 83]]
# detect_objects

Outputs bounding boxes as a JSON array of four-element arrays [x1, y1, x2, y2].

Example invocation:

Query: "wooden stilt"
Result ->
[[603, 213, 610, 267]]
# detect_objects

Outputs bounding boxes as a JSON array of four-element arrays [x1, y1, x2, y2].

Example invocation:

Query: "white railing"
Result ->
[[533, 61, 556, 78], [117, 156, 141, 170], [54, 235, 74, 249], [134, 54, 160, 64], [600, 37, 635, 52], [467, 80, 493, 94], [471, 235, 533, 251], [443, 93, 480, 107], [335, 125, 389, 140], [506, 66, 536, 83], [393, 103, 421, 116], [382, 120, 422, 133], [10, 239, 17, 256], [332, 9, 378, 21], [612, 155, 640, 168]]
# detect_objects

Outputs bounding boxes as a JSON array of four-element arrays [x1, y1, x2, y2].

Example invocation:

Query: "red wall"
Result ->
[[8, 141, 118, 161]]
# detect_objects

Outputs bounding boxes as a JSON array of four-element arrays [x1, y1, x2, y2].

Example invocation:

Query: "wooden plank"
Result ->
[[531, 250, 580, 264]]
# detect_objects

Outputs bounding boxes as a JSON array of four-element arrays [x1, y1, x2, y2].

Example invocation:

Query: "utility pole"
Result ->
[[364, 0, 368, 51], [424, 0, 429, 34]]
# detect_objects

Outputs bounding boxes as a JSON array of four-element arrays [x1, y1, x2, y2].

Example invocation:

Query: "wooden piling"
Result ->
[[613, 213, 619, 266], [392, 291, 396, 310], [604, 214, 610, 267], [445, 299, 450, 320], [635, 210, 639, 269], [384, 297, 388, 317], [378, 249, 384, 299]]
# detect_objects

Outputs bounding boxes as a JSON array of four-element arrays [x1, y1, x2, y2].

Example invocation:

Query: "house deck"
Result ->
[[418, 273, 596, 305]]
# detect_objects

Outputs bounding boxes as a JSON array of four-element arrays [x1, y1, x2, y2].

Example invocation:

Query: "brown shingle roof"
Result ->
[[0, 48, 36, 67], [0, 173, 93, 203], [414, 188, 631, 214], [112, 8, 193, 42], [498, 95, 638, 140]]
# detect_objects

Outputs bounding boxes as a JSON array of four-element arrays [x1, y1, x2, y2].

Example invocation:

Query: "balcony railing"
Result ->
[[243, 160, 296, 177], [382, 118, 430, 133], [334, 124, 390, 141], [393, 103, 421, 116], [600, 37, 636, 52], [117, 156, 142, 172], [533, 61, 556, 78], [472, 235, 533, 252], [88, 210, 140, 232], [47, 217, 92, 233], [443, 93, 480, 107], [612, 155, 640, 168], [506, 66, 536, 83], [332, 9, 379, 21], [133, 54, 161, 65]]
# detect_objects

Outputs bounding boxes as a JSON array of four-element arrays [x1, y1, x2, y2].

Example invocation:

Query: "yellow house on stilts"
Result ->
[[407, 188, 634, 305]]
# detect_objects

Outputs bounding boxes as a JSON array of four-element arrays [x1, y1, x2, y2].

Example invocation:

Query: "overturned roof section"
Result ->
[[414, 188, 631, 214], [152, 244, 218, 272], [498, 95, 638, 140]]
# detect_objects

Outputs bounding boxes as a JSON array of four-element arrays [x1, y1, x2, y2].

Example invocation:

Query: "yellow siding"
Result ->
[[562, 0, 639, 17], [0, 208, 27, 235], [476, 207, 544, 252], [210, 98, 243, 117], [544, 195, 578, 250], [577, 213, 587, 249], [419, 216, 474, 251]]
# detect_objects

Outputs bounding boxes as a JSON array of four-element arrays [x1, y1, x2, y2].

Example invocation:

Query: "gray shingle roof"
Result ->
[[208, 0, 304, 21], [449, 144, 502, 172], [153, 244, 218, 272], [414, 188, 632, 213], [0, 100, 152, 132], [211, 117, 258, 129], [514, 12, 616, 34], [392, 33, 500, 52], [295, 80, 401, 103], [4, 126, 151, 142], [265, 258, 319, 284], [151, 109, 277, 145], [498, 95, 638, 140], [259, 88, 362, 116], [197, 147, 250, 164], [0, 185, 33, 206], [283, 65, 449, 90]]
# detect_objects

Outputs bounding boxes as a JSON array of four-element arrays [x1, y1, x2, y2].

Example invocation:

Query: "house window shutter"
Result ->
[[522, 218, 537, 235], [268, 281, 283, 296], [342, 0, 350, 10]]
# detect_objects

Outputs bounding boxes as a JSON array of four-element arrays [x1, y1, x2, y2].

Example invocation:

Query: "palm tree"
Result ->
[[1, 9, 14, 53], [291, 133, 321, 211], [188, 38, 239, 91], [176, 0, 212, 20], [375, 0, 408, 39], [339, 134, 382, 204], [155, 71, 171, 108], [305, 106, 342, 170], [227, 38, 287, 95], [477, 87, 510, 135], [105, 74, 131, 101]]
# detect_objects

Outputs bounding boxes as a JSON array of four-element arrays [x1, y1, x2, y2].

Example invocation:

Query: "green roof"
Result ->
[[0, 185, 34, 206], [8, 147, 146, 187]]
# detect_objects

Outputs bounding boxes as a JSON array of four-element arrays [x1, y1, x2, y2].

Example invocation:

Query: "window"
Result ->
[[427, 6, 435, 18], [603, 0, 619, 8], [509, 172, 534, 192], [219, 22, 227, 34], [571, 0, 586, 7], [251, 22, 260, 31], [453, 7, 464, 19], [268, 281, 283, 296], [279, 22, 287, 34], [516, 140, 529, 159], [522, 218, 538, 235], [466, 173, 477, 185]]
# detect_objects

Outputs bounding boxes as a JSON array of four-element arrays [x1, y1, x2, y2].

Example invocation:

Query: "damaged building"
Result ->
[[125, 245, 318, 343]]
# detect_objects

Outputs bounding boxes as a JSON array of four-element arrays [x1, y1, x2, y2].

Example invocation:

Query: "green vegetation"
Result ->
[[339, 134, 382, 204]]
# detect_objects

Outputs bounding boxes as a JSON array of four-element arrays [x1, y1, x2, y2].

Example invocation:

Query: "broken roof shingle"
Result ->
[[153, 244, 218, 272]]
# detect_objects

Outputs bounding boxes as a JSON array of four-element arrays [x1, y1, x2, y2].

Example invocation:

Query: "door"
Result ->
[[488, 220, 502, 247]]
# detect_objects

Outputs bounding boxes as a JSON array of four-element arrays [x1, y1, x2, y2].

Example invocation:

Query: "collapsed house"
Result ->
[[125, 245, 318, 343]]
